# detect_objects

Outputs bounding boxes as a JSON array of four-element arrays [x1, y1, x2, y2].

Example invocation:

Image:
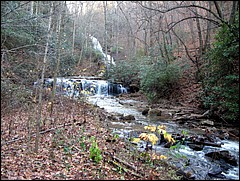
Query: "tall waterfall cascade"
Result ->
[[89, 35, 115, 66], [33, 36, 126, 98]]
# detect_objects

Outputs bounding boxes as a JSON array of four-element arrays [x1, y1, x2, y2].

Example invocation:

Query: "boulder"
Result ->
[[142, 108, 149, 115], [205, 150, 238, 166], [188, 143, 204, 151], [122, 115, 135, 120]]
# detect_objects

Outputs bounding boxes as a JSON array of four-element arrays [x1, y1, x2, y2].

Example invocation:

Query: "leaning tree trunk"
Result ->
[[34, 1, 53, 153]]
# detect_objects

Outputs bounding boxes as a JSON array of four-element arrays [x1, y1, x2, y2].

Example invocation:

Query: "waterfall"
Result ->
[[118, 84, 127, 94], [89, 35, 115, 66], [41, 77, 127, 97], [96, 80, 109, 96]]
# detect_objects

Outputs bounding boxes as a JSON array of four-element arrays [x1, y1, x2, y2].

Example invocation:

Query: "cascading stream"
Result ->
[[36, 76, 239, 180]]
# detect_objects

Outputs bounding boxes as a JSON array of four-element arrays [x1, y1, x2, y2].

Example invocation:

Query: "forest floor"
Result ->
[[1, 57, 238, 180], [1, 95, 181, 180]]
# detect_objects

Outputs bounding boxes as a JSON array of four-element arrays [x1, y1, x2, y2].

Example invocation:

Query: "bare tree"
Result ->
[[50, 1, 63, 118], [35, 1, 53, 153]]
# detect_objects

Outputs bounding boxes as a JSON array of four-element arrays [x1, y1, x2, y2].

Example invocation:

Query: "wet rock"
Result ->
[[200, 119, 214, 126], [176, 169, 195, 180], [163, 142, 174, 148], [205, 150, 238, 166], [122, 115, 135, 121], [188, 143, 204, 151], [217, 130, 230, 140], [148, 108, 162, 116], [107, 114, 117, 120], [208, 165, 223, 176], [142, 108, 149, 115]]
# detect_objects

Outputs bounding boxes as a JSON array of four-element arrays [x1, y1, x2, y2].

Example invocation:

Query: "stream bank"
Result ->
[[88, 92, 239, 180]]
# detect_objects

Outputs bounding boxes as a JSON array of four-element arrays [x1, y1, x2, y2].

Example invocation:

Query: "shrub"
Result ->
[[202, 13, 239, 122], [106, 58, 140, 86], [140, 60, 181, 103]]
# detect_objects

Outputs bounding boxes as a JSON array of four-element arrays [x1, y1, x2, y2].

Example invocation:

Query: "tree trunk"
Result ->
[[76, 3, 84, 68], [149, 1, 154, 56], [72, 12, 76, 56], [30, 1, 34, 15], [195, 9, 203, 60], [203, 1, 212, 53], [103, 1, 108, 64], [162, 32, 170, 64], [229, 1, 238, 25], [34, 1, 53, 153], [116, 6, 119, 59], [50, 1, 63, 118]]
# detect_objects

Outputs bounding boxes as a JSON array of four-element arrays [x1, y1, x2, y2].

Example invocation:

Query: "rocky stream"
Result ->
[[37, 77, 239, 180]]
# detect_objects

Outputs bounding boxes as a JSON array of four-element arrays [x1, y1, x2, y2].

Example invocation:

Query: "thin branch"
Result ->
[[2, 1, 31, 18], [171, 28, 196, 64], [134, 1, 226, 24], [161, 16, 220, 34], [213, 1, 223, 19]]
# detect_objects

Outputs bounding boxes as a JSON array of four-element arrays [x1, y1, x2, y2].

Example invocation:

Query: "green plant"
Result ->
[[89, 136, 102, 163], [202, 13, 239, 123], [80, 136, 86, 151], [140, 60, 181, 103], [113, 134, 119, 139], [107, 58, 140, 86]]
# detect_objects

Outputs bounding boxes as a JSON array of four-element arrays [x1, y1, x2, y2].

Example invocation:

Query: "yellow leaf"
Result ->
[[151, 153, 167, 160], [147, 133, 158, 145], [159, 155, 167, 160], [164, 133, 175, 143], [139, 133, 148, 141], [144, 125, 157, 132], [157, 125, 166, 130], [140, 133, 159, 145], [131, 138, 141, 144]]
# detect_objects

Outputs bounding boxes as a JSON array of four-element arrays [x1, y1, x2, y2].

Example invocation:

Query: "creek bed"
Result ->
[[87, 95, 239, 180]]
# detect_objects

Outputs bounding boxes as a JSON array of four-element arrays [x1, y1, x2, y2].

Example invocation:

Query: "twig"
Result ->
[[104, 151, 143, 177], [108, 159, 142, 178], [1, 121, 84, 146]]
